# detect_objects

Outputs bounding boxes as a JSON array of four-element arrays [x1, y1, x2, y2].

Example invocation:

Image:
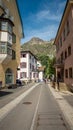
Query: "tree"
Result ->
[[37, 54, 55, 78]]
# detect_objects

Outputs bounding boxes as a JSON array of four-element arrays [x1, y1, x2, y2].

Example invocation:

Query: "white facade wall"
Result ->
[[37, 61, 41, 67], [37, 61, 44, 81], [26, 53, 29, 79], [17, 51, 38, 82], [39, 72, 43, 81]]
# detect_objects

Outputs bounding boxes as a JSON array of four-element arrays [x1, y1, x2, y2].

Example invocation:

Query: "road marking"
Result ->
[[0, 83, 39, 122], [30, 84, 42, 130]]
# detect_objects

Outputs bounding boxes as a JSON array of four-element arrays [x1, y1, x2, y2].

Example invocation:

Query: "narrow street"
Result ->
[[34, 83, 70, 130], [0, 83, 71, 130]]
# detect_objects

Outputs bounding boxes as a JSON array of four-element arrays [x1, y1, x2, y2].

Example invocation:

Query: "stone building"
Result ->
[[54, 0, 73, 90], [0, 0, 24, 88]]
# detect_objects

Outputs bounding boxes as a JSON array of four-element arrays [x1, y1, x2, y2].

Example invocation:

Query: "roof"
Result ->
[[21, 50, 38, 60], [0, 17, 14, 26], [16, 0, 24, 38], [54, 63, 64, 68], [38, 66, 45, 71], [54, 0, 73, 44]]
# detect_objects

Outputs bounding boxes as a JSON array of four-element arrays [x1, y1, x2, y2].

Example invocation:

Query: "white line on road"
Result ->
[[30, 84, 42, 130], [0, 83, 39, 122]]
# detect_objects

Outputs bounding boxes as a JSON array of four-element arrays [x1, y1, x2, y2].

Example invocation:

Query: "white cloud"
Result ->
[[28, 9, 61, 22], [36, 10, 50, 20], [21, 0, 66, 44], [35, 1, 66, 22], [21, 24, 58, 43], [56, 1, 66, 14]]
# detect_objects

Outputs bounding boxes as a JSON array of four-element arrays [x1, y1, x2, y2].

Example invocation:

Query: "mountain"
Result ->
[[21, 37, 56, 58]]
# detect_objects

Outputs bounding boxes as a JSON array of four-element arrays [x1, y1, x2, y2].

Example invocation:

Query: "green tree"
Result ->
[[37, 54, 55, 78]]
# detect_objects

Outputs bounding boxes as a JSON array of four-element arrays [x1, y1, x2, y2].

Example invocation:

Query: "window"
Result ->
[[69, 68, 72, 78], [12, 33, 16, 43], [12, 50, 16, 59], [33, 73, 35, 78], [32, 65, 34, 70], [20, 62, 27, 68], [67, 20, 70, 35], [32, 57, 34, 63], [65, 69, 68, 78], [0, 42, 6, 54], [21, 54, 26, 58], [68, 46, 71, 56], [0, 21, 13, 34], [7, 43, 12, 55], [20, 72, 27, 78], [0, 42, 12, 55], [60, 37, 62, 47], [8, 23, 12, 34], [56, 43, 59, 53], [1, 22, 8, 31], [30, 55, 31, 59], [61, 52, 63, 63], [23, 54, 26, 57], [30, 63, 31, 69], [63, 28, 65, 41]]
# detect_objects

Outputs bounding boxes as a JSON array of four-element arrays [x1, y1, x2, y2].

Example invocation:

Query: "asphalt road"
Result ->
[[0, 83, 70, 130], [0, 83, 35, 108]]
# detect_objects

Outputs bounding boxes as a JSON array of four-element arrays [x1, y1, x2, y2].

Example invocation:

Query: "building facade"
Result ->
[[17, 51, 38, 83], [37, 61, 44, 81], [0, 0, 24, 88], [54, 0, 73, 89]]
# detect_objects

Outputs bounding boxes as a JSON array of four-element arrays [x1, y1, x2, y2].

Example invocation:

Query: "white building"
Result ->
[[37, 61, 44, 81], [17, 51, 38, 83]]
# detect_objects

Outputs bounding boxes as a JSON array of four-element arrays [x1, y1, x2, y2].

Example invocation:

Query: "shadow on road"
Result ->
[[0, 91, 13, 97]]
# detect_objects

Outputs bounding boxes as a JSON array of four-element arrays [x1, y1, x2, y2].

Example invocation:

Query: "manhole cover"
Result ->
[[23, 102, 32, 105]]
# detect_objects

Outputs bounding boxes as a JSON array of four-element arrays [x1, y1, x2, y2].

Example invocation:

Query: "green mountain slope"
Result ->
[[21, 37, 56, 57]]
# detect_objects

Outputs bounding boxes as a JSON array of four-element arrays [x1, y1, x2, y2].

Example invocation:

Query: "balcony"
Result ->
[[0, 17, 14, 64], [0, 42, 12, 64], [54, 59, 64, 68]]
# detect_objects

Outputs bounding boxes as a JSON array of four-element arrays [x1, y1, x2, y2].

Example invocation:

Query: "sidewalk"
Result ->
[[48, 83, 73, 130]]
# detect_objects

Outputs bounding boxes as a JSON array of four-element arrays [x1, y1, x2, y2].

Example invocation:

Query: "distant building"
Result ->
[[54, 0, 73, 89], [17, 51, 38, 83], [0, 0, 24, 88], [37, 61, 44, 81]]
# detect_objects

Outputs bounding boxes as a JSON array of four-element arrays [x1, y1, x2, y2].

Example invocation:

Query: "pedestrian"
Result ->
[[57, 78, 60, 90], [44, 78, 46, 84]]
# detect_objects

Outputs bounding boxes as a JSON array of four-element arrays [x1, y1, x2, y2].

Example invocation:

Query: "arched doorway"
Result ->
[[5, 68, 13, 84]]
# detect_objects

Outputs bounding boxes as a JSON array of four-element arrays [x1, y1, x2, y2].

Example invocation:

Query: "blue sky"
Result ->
[[17, 0, 67, 44]]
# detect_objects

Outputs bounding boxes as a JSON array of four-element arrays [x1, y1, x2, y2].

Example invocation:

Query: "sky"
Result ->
[[17, 0, 67, 44]]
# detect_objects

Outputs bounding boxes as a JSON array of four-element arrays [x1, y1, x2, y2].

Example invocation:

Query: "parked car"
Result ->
[[16, 79, 22, 86]]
